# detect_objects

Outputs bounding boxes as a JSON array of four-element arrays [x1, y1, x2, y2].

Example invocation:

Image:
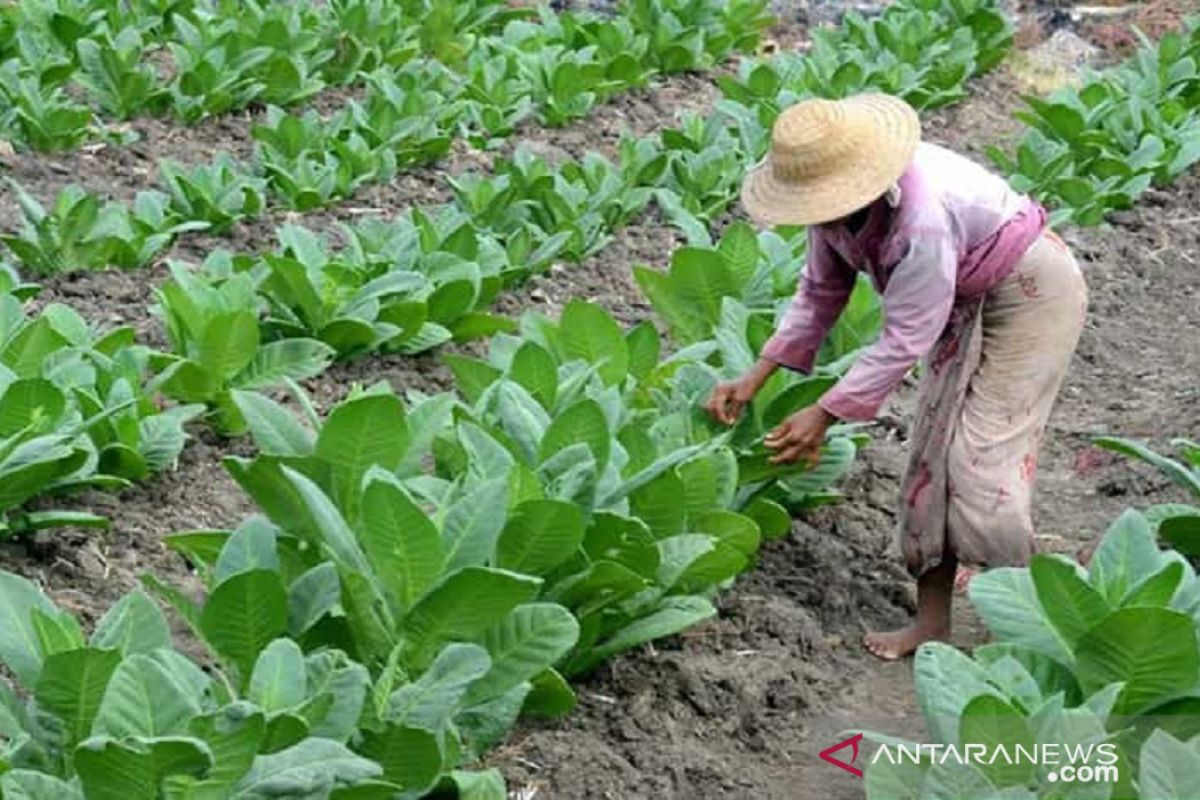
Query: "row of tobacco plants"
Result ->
[[1, 0, 764, 148], [1, 0, 773, 274]]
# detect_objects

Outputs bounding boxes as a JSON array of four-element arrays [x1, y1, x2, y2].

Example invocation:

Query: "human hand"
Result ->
[[705, 359, 777, 426], [763, 405, 837, 466], [705, 376, 759, 426]]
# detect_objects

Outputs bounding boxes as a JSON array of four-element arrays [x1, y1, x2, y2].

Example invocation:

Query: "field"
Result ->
[[0, 1, 1199, 798]]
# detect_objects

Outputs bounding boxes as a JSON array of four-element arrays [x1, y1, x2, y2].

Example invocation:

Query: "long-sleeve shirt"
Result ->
[[761, 142, 1048, 422]]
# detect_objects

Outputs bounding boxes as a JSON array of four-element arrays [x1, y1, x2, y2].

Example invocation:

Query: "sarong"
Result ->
[[899, 230, 1087, 577]]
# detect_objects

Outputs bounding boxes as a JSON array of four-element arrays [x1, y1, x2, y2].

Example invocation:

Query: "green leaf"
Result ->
[[496, 499, 586, 577], [35, 647, 121, 746], [969, 568, 1072, 665], [441, 478, 508, 573], [91, 592, 172, 662], [1139, 729, 1200, 800], [359, 476, 444, 613], [522, 668, 576, 719], [287, 563, 340, 639], [386, 643, 491, 731], [465, 603, 579, 705], [357, 724, 441, 793], [743, 497, 791, 540], [1075, 607, 1199, 716], [0, 379, 65, 436], [316, 394, 410, 520], [510, 342, 558, 410], [574, 595, 716, 674], [231, 390, 314, 457], [236, 338, 335, 390], [199, 570, 289, 684], [199, 311, 260, 381], [625, 322, 660, 383], [959, 695, 1036, 786], [1029, 554, 1110, 648], [443, 355, 502, 405], [232, 738, 381, 797], [558, 300, 628, 385], [249, 639, 306, 714], [214, 516, 281, 583], [76, 737, 210, 800], [0, 771, 84, 800], [401, 567, 540, 663], [1088, 509, 1164, 605], [539, 399, 610, 471], [1124, 560, 1185, 608], [93, 653, 203, 738], [186, 703, 266, 788], [442, 769, 506, 800]]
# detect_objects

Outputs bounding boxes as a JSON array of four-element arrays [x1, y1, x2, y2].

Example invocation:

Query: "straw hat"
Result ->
[[741, 93, 921, 227]]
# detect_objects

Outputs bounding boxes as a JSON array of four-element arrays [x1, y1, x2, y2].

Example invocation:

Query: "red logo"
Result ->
[[820, 733, 864, 778]]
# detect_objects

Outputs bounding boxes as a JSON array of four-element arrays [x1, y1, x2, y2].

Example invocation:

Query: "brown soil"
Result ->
[[0, 11, 1196, 800]]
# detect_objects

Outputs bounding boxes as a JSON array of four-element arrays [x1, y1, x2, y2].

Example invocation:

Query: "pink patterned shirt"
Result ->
[[761, 142, 1048, 423]]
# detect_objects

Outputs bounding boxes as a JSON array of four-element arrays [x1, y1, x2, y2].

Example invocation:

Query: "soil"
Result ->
[[0, 6, 1197, 800]]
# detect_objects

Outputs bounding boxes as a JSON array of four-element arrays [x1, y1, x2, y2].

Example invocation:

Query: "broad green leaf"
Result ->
[[558, 300, 628, 385], [522, 668, 576, 719], [214, 516, 281, 583], [574, 595, 715, 674], [0, 771, 84, 800], [1075, 607, 1199, 716], [231, 390, 314, 457], [357, 724, 442, 793], [249, 639, 306, 714], [199, 570, 288, 684], [969, 568, 1072, 665], [0, 379, 65, 436], [510, 341, 558, 410], [441, 478, 508, 573], [539, 398, 610, 471], [442, 769, 506, 800], [236, 338, 335, 390], [496, 499, 585, 576], [1139, 728, 1200, 800], [1124, 560, 1184, 608], [232, 738, 381, 798], [315, 394, 410, 521], [401, 568, 540, 662], [35, 647, 121, 746], [93, 653, 202, 738], [959, 694, 1036, 786], [199, 311, 259, 381], [465, 603, 579, 705], [1088, 509, 1166, 604], [360, 476, 444, 612], [914, 642, 1003, 744], [287, 562, 340, 638], [386, 643, 490, 732], [1030, 554, 1110, 648], [187, 703, 266, 788]]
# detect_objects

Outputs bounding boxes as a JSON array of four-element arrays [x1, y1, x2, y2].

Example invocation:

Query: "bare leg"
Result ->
[[863, 554, 956, 661]]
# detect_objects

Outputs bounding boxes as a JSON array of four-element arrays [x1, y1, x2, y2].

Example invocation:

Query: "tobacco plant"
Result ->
[[157, 154, 267, 235], [864, 509, 1200, 798], [1096, 436, 1200, 558], [152, 261, 334, 434], [2, 182, 207, 275]]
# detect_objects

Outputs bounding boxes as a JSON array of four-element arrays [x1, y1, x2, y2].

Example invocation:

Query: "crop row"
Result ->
[[1, 0, 771, 151], [0, 1, 1025, 796], [989, 19, 1200, 226]]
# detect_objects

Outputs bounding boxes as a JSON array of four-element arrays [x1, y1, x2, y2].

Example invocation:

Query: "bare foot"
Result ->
[[863, 625, 949, 661]]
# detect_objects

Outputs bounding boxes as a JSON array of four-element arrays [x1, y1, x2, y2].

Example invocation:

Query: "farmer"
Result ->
[[705, 94, 1087, 661]]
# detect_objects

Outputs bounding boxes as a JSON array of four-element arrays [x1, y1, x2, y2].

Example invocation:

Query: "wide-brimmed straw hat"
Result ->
[[741, 93, 921, 227]]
